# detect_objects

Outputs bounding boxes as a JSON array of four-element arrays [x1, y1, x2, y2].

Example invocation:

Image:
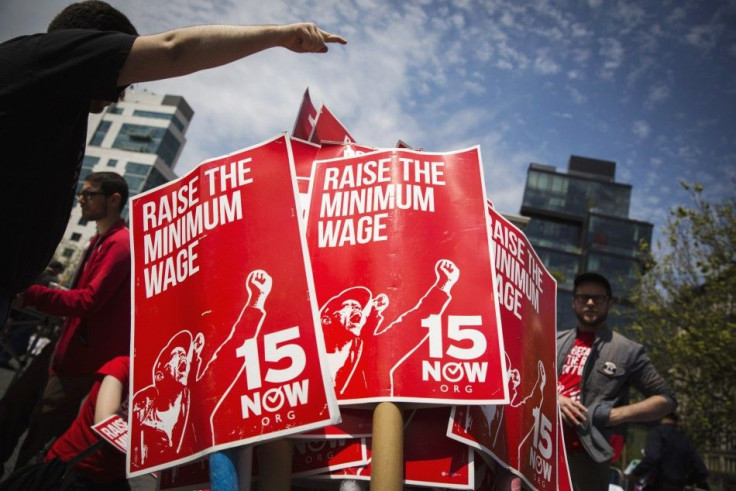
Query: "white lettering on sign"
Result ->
[[140, 156, 256, 298], [488, 212, 545, 315], [316, 155, 447, 248], [235, 327, 309, 419]]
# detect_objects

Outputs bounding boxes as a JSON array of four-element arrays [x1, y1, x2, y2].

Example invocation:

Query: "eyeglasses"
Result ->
[[574, 294, 609, 305], [77, 190, 107, 200]]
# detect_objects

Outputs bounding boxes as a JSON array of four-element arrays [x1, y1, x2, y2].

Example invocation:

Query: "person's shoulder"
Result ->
[[557, 328, 575, 339], [610, 330, 643, 349], [106, 222, 131, 249], [98, 355, 130, 380], [0, 33, 41, 49]]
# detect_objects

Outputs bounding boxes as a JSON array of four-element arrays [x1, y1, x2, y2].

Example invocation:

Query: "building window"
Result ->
[[89, 120, 111, 146], [126, 162, 150, 176], [62, 248, 75, 258], [143, 167, 170, 192], [70, 233, 82, 242], [77, 218, 88, 226], [123, 174, 145, 194], [107, 159, 118, 168], [133, 110, 186, 132], [112, 124, 181, 167], [107, 104, 124, 115], [82, 156, 100, 169]]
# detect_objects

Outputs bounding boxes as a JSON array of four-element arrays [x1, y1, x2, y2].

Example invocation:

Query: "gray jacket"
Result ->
[[557, 326, 677, 462]]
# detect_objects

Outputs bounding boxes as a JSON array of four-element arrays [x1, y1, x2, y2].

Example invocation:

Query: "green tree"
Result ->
[[629, 183, 736, 447]]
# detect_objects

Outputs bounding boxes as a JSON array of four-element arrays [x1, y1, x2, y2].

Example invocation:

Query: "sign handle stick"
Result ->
[[255, 439, 293, 490], [370, 402, 404, 491], [237, 446, 253, 490]]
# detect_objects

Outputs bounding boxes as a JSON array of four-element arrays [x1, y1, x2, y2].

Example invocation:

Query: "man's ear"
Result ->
[[108, 192, 122, 212]]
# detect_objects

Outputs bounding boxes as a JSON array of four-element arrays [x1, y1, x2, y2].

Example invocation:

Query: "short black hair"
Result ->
[[573, 272, 612, 298], [48, 1, 138, 35], [86, 171, 129, 212]]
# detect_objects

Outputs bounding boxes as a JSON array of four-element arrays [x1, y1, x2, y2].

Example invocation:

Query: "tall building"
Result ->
[[519, 155, 652, 330], [55, 89, 194, 277]]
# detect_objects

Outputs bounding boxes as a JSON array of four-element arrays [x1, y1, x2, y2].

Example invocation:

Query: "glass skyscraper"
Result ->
[[520, 155, 652, 331], [55, 89, 193, 277]]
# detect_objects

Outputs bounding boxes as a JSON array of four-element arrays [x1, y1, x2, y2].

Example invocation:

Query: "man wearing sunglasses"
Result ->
[[556, 272, 677, 491], [5, 172, 131, 470]]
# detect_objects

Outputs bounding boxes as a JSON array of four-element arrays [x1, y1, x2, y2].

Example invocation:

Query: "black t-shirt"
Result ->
[[0, 29, 136, 297]]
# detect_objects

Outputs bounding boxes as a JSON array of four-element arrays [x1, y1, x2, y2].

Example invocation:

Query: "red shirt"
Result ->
[[557, 330, 594, 451], [45, 356, 129, 483], [24, 219, 131, 375]]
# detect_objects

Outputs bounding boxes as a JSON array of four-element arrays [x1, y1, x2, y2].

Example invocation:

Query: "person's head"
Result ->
[[321, 287, 372, 342], [78, 171, 128, 220], [48, 1, 137, 35], [153, 331, 193, 388], [48, 1, 138, 112], [572, 272, 613, 331]]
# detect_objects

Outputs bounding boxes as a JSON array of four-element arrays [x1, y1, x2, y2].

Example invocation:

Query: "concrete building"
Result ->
[[519, 155, 653, 331], [55, 89, 193, 279]]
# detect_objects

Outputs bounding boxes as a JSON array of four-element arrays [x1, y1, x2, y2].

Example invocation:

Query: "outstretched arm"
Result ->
[[119, 23, 346, 85]]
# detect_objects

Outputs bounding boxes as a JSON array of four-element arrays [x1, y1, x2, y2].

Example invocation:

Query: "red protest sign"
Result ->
[[92, 414, 128, 454], [448, 205, 559, 490], [290, 438, 369, 476], [291, 88, 318, 141], [306, 147, 507, 405], [309, 104, 355, 144], [291, 139, 377, 214], [310, 408, 474, 489], [297, 407, 374, 439], [127, 135, 339, 477]]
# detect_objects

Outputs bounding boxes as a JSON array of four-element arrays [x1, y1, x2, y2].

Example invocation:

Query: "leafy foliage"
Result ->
[[629, 183, 736, 447]]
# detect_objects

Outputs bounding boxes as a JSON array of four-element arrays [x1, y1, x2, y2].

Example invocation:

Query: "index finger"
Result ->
[[321, 29, 347, 45]]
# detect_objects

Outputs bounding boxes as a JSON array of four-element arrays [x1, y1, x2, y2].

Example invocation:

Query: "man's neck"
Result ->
[[96, 214, 121, 235], [577, 323, 605, 334]]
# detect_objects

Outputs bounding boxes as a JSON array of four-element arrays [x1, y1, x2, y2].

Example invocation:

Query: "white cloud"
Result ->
[[598, 38, 624, 80], [463, 81, 486, 96], [632, 120, 651, 139], [534, 51, 561, 75], [647, 83, 671, 106], [568, 87, 588, 104], [684, 25, 719, 50]]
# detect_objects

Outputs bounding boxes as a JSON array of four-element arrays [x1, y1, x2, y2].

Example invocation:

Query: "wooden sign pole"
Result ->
[[255, 439, 293, 490], [370, 402, 404, 491]]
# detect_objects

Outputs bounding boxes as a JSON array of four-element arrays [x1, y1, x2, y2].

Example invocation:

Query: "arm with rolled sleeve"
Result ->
[[607, 345, 677, 427], [21, 230, 130, 319]]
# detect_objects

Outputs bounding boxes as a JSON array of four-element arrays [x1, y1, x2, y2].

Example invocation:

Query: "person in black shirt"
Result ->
[[632, 413, 710, 490], [0, 0, 346, 326]]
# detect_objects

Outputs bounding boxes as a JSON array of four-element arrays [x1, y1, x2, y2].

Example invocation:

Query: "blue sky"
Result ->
[[2, 0, 734, 251]]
